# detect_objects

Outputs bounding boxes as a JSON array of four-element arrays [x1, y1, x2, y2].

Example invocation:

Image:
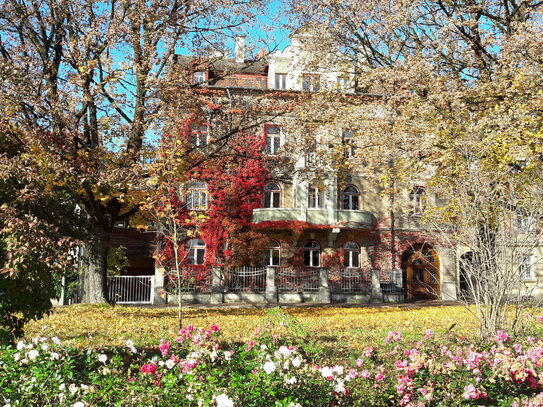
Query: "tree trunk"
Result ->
[[81, 236, 110, 304]]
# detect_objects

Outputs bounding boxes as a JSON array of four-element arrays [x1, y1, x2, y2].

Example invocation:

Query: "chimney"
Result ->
[[235, 36, 246, 63]]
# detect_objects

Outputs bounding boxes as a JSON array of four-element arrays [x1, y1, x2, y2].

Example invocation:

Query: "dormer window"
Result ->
[[302, 74, 320, 92], [193, 71, 205, 85], [275, 73, 287, 90]]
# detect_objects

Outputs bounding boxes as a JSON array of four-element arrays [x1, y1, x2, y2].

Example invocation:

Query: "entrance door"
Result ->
[[403, 244, 440, 300]]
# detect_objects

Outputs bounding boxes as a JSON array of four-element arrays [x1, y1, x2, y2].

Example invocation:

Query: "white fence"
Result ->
[[108, 275, 154, 304]]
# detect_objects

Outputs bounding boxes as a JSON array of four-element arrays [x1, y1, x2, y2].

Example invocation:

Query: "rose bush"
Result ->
[[4, 317, 543, 406]]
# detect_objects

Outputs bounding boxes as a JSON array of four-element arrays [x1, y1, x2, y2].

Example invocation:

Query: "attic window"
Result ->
[[193, 71, 205, 85]]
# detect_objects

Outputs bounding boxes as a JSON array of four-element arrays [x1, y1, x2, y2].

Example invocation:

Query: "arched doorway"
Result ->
[[402, 244, 440, 300]]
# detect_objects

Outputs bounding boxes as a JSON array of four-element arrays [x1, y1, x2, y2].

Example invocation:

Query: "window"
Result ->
[[263, 183, 281, 208], [343, 242, 360, 268], [303, 240, 321, 267], [516, 213, 536, 232], [409, 186, 427, 215], [308, 185, 323, 208], [520, 254, 535, 281], [263, 240, 281, 267], [193, 71, 205, 84], [342, 185, 360, 210], [342, 130, 355, 158], [336, 75, 350, 90], [190, 124, 208, 146], [265, 125, 282, 154], [187, 239, 206, 265], [302, 74, 320, 91], [186, 181, 208, 210], [275, 73, 287, 90]]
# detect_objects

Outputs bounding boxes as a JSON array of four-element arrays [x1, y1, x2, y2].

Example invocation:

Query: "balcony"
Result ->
[[252, 208, 375, 228]]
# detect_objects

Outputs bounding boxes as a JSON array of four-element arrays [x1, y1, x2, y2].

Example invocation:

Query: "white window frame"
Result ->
[[342, 185, 360, 210], [264, 241, 281, 267], [308, 186, 323, 209], [187, 239, 206, 265], [409, 186, 427, 216], [186, 181, 208, 210], [302, 74, 320, 92], [304, 240, 321, 267], [190, 124, 208, 147], [263, 182, 281, 208], [275, 73, 287, 90], [520, 253, 536, 281], [342, 129, 355, 158], [193, 71, 206, 84], [264, 125, 282, 155], [343, 241, 360, 268]]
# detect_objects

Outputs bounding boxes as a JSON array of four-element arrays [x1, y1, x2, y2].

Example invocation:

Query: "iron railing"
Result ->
[[108, 275, 154, 304], [223, 266, 267, 292]]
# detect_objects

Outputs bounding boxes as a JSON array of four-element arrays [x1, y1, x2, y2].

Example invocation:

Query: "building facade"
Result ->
[[111, 35, 464, 305]]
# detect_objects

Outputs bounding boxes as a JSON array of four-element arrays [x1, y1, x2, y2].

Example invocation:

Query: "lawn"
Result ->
[[25, 303, 478, 355]]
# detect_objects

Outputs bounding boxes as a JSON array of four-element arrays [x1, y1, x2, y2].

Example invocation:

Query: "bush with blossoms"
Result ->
[[4, 318, 543, 406]]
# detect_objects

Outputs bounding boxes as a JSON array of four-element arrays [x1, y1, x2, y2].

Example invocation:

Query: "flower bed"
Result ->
[[3, 322, 543, 406]]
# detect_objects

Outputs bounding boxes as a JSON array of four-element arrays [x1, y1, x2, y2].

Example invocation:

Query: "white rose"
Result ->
[[215, 393, 234, 407], [98, 354, 108, 363], [27, 350, 39, 360], [263, 361, 276, 374], [292, 357, 301, 367]]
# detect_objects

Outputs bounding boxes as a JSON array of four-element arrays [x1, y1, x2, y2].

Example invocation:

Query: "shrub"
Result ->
[[4, 319, 543, 406]]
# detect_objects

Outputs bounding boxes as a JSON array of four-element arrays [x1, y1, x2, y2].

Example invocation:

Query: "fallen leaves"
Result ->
[[25, 304, 479, 353]]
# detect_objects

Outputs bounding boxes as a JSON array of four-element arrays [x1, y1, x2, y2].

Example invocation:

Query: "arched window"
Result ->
[[343, 241, 360, 268], [409, 186, 427, 215], [342, 185, 360, 210], [263, 240, 281, 267], [308, 185, 323, 208], [187, 239, 205, 265], [263, 183, 281, 208], [186, 181, 208, 210], [304, 240, 321, 267]]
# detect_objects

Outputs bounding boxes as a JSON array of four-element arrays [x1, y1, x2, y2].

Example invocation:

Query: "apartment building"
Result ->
[[110, 34, 463, 305]]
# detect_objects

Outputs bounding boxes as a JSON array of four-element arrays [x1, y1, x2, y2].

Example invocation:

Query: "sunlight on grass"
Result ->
[[25, 304, 479, 353]]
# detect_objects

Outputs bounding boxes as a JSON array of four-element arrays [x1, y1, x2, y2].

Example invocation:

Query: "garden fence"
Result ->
[[276, 266, 320, 293], [108, 275, 154, 304], [223, 266, 267, 292], [380, 269, 404, 293], [334, 268, 372, 293]]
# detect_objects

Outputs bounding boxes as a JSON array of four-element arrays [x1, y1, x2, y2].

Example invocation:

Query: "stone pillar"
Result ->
[[210, 266, 223, 304], [370, 268, 383, 303], [153, 267, 166, 305], [265, 267, 277, 303], [318, 268, 331, 303], [438, 247, 458, 301]]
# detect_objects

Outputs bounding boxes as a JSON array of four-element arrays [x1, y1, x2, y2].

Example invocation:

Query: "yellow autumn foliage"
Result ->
[[25, 304, 479, 352]]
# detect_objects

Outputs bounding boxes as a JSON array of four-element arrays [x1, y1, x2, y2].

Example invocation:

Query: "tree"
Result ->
[[145, 84, 282, 326], [0, 122, 80, 343], [285, 0, 543, 335], [0, 0, 274, 303]]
